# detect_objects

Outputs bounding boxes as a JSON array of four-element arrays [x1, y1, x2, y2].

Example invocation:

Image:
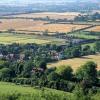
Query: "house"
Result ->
[[32, 68, 44, 73], [19, 54, 25, 61], [0, 53, 3, 59], [50, 51, 64, 60], [6, 53, 15, 60]]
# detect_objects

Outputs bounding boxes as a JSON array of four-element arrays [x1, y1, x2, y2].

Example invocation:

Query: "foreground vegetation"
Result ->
[[0, 81, 99, 100], [0, 82, 73, 100]]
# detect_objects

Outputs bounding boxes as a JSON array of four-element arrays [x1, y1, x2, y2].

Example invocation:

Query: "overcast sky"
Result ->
[[0, 0, 66, 3], [0, 0, 99, 5], [0, 0, 84, 4]]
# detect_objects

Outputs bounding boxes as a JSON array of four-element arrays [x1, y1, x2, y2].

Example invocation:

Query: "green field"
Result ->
[[0, 33, 66, 45], [0, 82, 99, 100], [0, 82, 72, 100], [68, 31, 99, 39]]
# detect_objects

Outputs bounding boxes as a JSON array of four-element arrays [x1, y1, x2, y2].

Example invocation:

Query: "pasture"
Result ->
[[0, 33, 66, 45], [48, 54, 100, 71], [68, 31, 100, 39]]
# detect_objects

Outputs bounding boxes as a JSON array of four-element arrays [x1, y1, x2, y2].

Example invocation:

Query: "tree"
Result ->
[[0, 68, 12, 81], [94, 41, 100, 52], [76, 61, 97, 84], [22, 61, 34, 78], [35, 60, 47, 70], [42, 29, 49, 36], [71, 46, 81, 57], [82, 45, 93, 55], [47, 72, 60, 81], [56, 66, 73, 81]]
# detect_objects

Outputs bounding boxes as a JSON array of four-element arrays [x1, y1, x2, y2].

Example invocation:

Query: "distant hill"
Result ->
[[0, 0, 100, 5]]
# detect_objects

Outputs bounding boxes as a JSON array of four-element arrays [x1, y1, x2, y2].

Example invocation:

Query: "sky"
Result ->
[[0, 0, 65, 3], [0, 0, 99, 5], [0, 0, 69, 5]]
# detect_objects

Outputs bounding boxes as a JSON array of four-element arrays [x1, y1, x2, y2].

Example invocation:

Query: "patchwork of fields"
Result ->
[[0, 19, 90, 34], [48, 54, 100, 71]]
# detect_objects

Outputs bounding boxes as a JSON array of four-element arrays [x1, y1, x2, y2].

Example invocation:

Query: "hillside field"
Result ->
[[48, 54, 100, 71], [0, 82, 73, 100]]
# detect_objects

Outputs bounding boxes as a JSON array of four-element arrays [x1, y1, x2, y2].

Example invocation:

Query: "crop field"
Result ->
[[6, 12, 81, 20], [48, 54, 100, 71], [86, 26, 100, 32], [0, 19, 90, 34], [0, 33, 66, 45], [19, 24, 89, 34], [0, 19, 47, 31]]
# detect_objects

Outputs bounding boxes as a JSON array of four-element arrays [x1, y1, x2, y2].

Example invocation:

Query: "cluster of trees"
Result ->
[[0, 57, 99, 94], [74, 12, 100, 21], [33, 16, 68, 23], [0, 41, 100, 63], [64, 45, 95, 58]]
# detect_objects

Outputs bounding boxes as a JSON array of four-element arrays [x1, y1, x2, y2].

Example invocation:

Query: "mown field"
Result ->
[[0, 33, 66, 45], [0, 19, 46, 31], [48, 54, 100, 71], [6, 12, 81, 20], [0, 19, 90, 34], [19, 24, 89, 34], [86, 26, 100, 32]]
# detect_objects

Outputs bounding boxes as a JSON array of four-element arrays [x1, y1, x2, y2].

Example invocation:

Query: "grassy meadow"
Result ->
[[0, 82, 99, 100], [0, 82, 73, 100], [0, 33, 66, 45]]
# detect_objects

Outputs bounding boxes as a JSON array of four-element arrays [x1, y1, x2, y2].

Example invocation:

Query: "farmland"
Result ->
[[48, 54, 100, 71], [68, 31, 99, 39], [0, 33, 66, 45], [86, 26, 100, 32], [0, 1, 100, 100], [6, 12, 81, 20], [0, 19, 90, 34]]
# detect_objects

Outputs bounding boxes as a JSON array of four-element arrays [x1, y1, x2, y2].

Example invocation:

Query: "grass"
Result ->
[[0, 81, 99, 100], [0, 33, 66, 45], [48, 54, 100, 71], [0, 82, 73, 100], [82, 42, 95, 48], [68, 31, 99, 39]]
